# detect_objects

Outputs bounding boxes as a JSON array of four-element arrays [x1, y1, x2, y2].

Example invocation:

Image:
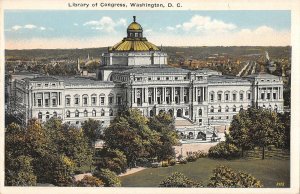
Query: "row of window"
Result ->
[[208, 104, 278, 113], [65, 109, 114, 118], [65, 94, 122, 106], [135, 76, 189, 82], [210, 92, 251, 102]]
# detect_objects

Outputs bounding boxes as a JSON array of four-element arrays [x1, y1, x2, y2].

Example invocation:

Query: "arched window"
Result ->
[[225, 106, 229, 112], [66, 110, 70, 118], [240, 105, 243, 111], [210, 92, 215, 102], [82, 94, 88, 106], [150, 110, 154, 117], [46, 111, 50, 120], [108, 94, 114, 105], [218, 106, 221, 112], [198, 109, 202, 116], [75, 110, 79, 117], [53, 111, 57, 118], [84, 110, 88, 117], [38, 112, 42, 120], [247, 105, 251, 110], [210, 106, 214, 113], [99, 94, 105, 105], [233, 105, 236, 112], [65, 95, 71, 106], [239, 91, 244, 101], [74, 94, 80, 106], [232, 91, 237, 101], [109, 109, 113, 116], [92, 110, 96, 117], [91, 94, 97, 106], [101, 109, 105, 116], [274, 105, 278, 112]]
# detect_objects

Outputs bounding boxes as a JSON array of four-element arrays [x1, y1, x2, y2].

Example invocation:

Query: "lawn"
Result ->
[[120, 158, 290, 187]]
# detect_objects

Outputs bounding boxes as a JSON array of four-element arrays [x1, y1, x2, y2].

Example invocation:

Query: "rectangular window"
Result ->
[[66, 98, 71, 106], [233, 94, 236, 101], [210, 94, 214, 102], [225, 94, 229, 101], [83, 97, 88, 105], [248, 93, 251, 100], [273, 93, 277, 100], [240, 93, 243, 101], [261, 93, 265, 100], [218, 94, 222, 101], [91, 97, 96, 105], [37, 99, 42, 107], [267, 93, 271, 100], [52, 99, 57, 107], [45, 99, 49, 107], [75, 98, 79, 105], [109, 97, 113, 104], [117, 96, 122, 105], [100, 97, 105, 105]]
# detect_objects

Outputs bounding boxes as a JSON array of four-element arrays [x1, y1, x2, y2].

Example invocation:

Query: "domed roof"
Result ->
[[110, 38, 159, 52], [109, 16, 160, 52], [127, 22, 142, 31]]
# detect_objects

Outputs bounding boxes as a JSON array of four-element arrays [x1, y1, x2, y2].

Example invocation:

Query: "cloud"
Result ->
[[9, 24, 48, 31], [24, 24, 37, 29], [175, 15, 237, 33], [73, 23, 79, 26], [11, 25, 22, 31], [83, 17, 127, 33]]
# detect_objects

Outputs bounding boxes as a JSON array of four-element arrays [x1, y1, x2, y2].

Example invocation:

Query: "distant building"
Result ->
[[7, 16, 284, 142]]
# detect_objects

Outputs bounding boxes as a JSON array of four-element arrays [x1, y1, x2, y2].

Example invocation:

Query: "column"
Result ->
[[163, 87, 166, 104], [189, 87, 192, 103], [180, 87, 184, 103], [172, 87, 175, 103], [131, 87, 134, 105], [133, 88, 136, 103], [154, 87, 157, 103], [145, 87, 148, 103]]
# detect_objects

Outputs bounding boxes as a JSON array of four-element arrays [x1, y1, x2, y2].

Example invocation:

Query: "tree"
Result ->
[[250, 108, 285, 159], [208, 142, 240, 159], [227, 109, 254, 156], [95, 148, 127, 174], [93, 169, 121, 187], [227, 108, 285, 159], [81, 118, 104, 145], [76, 175, 104, 187], [5, 155, 37, 186], [278, 112, 290, 149], [207, 165, 262, 188], [159, 172, 202, 187], [104, 109, 161, 167], [148, 112, 179, 162]]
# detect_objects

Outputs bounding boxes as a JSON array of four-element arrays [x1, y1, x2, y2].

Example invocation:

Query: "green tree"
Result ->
[[5, 155, 37, 186], [148, 112, 178, 162], [227, 109, 254, 156], [207, 165, 262, 188], [95, 148, 127, 174], [81, 118, 104, 145], [227, 108, 285, 159], [159, 172, 203, 187], [93, 169, 121, 187], [104, 109, 161, 167]]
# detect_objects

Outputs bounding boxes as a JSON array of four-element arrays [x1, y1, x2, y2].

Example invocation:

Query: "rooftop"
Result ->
[[121, 65, 191, 74]]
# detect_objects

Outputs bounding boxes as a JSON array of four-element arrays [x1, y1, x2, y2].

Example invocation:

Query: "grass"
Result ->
[[120, 158, 290, 187]]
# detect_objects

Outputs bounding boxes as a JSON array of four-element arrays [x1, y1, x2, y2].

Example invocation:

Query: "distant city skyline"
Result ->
[[5, 10, 291, 49]]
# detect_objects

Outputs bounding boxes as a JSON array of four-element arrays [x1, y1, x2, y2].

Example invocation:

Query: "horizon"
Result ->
[[5, 10, 291, 49]]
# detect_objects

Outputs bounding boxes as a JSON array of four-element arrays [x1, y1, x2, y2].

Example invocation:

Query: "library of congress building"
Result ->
[[8, 17, 284, 141]]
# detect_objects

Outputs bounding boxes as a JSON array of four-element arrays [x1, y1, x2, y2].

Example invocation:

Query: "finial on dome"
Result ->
[[133, 16, 136, 22]]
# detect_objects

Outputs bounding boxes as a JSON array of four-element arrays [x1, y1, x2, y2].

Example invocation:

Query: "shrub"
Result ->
[[207, 165, 263, 188], [186, 155, 197, 162], [178, 158, 187, 164], [169, 159, 176, 166], [208, 142, 240, 159], [76, 175, 104, 187], [93, 169, 121, 187], [159, 172, 203, 187], [162, 163, 169, 167], [95, 148, 127, 175]]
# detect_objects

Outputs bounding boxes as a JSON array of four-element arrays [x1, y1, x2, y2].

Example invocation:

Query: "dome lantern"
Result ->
[[127, 16, 143, 38]]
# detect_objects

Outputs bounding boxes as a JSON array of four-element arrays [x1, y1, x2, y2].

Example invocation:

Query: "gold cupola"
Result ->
[[110, 16, 160, 52]]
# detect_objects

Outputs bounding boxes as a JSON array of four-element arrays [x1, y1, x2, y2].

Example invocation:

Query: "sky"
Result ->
[[4, 10, 291, 49]]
